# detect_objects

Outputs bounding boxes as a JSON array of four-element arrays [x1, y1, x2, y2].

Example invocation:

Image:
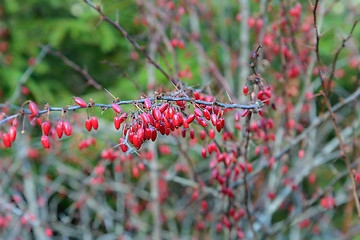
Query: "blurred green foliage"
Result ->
[[0, 0, 153, 108], [1, 0, 359, 107]]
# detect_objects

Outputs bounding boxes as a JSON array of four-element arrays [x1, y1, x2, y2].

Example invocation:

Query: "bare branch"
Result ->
[[45, 46, 103, 90]]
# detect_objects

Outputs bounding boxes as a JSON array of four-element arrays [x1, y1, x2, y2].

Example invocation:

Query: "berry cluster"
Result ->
[[117, 94, 227, 153], [1, 88, 267, 153]]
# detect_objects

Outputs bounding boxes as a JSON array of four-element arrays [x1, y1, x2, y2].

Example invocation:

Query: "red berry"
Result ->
[[178, 40, 185, 49], [138, 128, 145, 142], [219, 118, 225, 128], [151, 128, 157, 141], [119, 138, 128, 152], [176, 101, 185, 107], [257, 90, 264, 100], [190, 128, 195, 139], [145, 128, 151, 140], [216, 121, 222, 132], [173, 113, 182, 127], [36, 118, 42, 127], [298, 149, 305, 159], [211, 114, 218, 126], [56, 121, 63, 139], [209, 129, 215, 139], [258, 110, 264, 117], [41, 135, 50, 149], [114, 117, 121, 130], [200, 130, 206, 140], [241, 109, 249, 117], [29, 101, 39, 117], [194, 108, 203, 117], [63, 122, 72, 136], [159, 103, 168, 113], [74, 97, 87, 108], [216, 223, 222, 232], [144, 98, 151, 109], [2, 133, 11, 147], [140, 113, 150, 124], [45, 228, 53, 237], [201, 200, 207, 211], [197, 116, 208, 128], [201, 148, 207, 158], [170, 38, 179, 48], [133, 166, 139, 178], [13, 118, 18, 127], [85, 119, 92, 131], [9, 126, 16, 142], [91, 116, 98, 130], [203, 109, 211, 120], [28, 57, 36, 66], [248, 17, 255, 28], [205, 95, 213, 102], [119, 113, 128, 123], [247, 163, 252, 173], [193, 91, 200, 100], [168, 107, 175, 119], [192, 190, 199, 201], [182, 119, 189, 128], [181, 128, 186, 138], [243, 86, 249, 95], [264, 89, 271, 98], [42, 121, 51, 136], [187, 114, 196, 124], [152, 108, 162, 121], [112, 104, 122, 114], [133, 135, 141, 150], [234, 112, 240, 122], [355, 173, 360, 183]]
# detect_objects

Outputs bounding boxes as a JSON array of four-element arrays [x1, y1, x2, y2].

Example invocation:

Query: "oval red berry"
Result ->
[[74, 97, 87, 108], [9, 126, 17, 142], [85, 119, 92, 131], [42, 121, 51, 136], [144, 98, 151, 109], [41, 135, 50, 149], [112, 104, 122, 114], [2, 133, 11, 148], [56, 121, 63, 138], [29, 101, 39, 117], [91, 116, 98, 130], [63, 122, 72, 136], [243, 86, 249, 95], [194, 108, 203, 117]]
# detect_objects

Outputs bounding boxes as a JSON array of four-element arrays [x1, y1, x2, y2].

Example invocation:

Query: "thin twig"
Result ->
[[243, 112, 258, 240], [45, 46, 103, 90], [239, 0, 250, 98], [82, 0, 178, 86], [327, 18, 360, 94]]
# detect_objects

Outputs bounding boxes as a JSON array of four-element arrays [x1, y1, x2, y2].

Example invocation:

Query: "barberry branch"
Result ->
[[0, 97, 260, 126]]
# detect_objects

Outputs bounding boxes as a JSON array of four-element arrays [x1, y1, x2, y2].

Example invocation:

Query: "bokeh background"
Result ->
[[1, 0, 360, 239]]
